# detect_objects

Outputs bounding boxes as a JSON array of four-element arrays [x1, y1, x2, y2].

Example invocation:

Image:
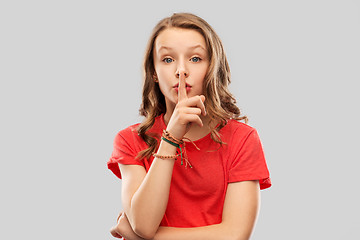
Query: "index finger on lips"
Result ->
[[178, 71, 187, 101]]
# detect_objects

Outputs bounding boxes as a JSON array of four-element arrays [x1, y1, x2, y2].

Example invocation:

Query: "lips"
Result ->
[[174, 85, 191, 92], [173, 83, 191, 88]]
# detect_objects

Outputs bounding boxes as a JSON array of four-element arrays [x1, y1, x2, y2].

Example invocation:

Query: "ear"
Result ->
[[153, 74, 159, 82]]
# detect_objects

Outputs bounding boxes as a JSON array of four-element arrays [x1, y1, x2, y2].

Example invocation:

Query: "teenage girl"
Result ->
[[107, 12, 271, 240]]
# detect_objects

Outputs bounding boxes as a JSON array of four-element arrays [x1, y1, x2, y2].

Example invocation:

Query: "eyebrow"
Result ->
[[158, 44, 206, 52]]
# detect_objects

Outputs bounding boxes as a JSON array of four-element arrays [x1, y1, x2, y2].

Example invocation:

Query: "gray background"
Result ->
[[1, 0, 359, 239]]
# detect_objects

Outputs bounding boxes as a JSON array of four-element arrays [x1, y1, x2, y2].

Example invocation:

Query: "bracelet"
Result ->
[[160, 132, 185, 165], [152, 152, 179, 160], [161, 137, 180, 148], [162, 130, 183, 145], [160, 136, 184, 164], [159, 130, 195, 169]]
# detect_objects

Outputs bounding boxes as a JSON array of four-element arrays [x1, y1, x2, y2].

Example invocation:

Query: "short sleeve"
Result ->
[[228, 129, 271, 190], [107, 128, 145, 179]]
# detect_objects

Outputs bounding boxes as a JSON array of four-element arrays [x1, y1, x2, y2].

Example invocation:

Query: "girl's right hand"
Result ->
[[111, 211, 146, 240], [110, 211, 124, 238], [166, 72, 207, 140]]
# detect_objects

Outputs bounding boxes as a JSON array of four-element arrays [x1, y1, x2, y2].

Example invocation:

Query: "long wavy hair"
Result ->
[[137, 12, 247, 159]]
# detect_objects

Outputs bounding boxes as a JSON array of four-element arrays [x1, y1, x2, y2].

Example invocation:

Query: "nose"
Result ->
[[175, 59, 189, 79], [175, 71, 188, 78]]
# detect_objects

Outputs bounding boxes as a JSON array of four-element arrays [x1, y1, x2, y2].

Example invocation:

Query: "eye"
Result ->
[[162, 58, 173, 63], [190, 57, 201, 62]]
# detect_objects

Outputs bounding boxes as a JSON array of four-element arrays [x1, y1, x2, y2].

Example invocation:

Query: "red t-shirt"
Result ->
[[107, 114, 271, 227]]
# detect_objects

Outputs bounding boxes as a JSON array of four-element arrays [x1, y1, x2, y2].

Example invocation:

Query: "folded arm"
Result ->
[[118, 140, 178, 239], [112, 180, 260, 240], [153, 180, 260, 240]]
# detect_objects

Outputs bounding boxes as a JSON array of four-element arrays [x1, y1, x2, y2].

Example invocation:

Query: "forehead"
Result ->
[[154, 28, 207, 52]]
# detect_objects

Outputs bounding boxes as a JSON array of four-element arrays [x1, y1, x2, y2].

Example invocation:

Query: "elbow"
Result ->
[[132, 222, 157, 240], [133, 227, 156, 239], [125, 205, 161, 239]]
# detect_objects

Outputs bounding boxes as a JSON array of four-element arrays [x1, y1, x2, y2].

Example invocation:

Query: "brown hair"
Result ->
[[137, 12, 247, 159]]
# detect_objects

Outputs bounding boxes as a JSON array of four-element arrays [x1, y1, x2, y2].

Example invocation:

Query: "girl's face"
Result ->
[[153, 27, 209, 109]]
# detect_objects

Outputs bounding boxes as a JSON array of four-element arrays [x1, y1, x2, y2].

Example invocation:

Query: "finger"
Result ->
[[110, 226, 122, 238], [178, 71, 187, 101], [183, 95, 206, 116], [116, 211, 123, 223], [183, 114, 203, 127], [183, 107, 202, 116], [199, 95, 206, 116]]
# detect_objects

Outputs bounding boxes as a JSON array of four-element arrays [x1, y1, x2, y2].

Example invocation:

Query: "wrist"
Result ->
[[163, 129, 183, 144], [156, 140, 177, 154], [165, 127, 184, 141]]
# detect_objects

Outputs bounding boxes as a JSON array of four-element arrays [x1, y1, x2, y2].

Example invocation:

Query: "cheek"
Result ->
[[157, 82, 167, 94], [157, 79, 173, 96], [156, 68, 172, 82], [192, 65, 208, 82]]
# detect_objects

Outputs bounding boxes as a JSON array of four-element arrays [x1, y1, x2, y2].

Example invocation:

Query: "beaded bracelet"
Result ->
[[160, 136, 184, 165], [162, 130, 183, 145], [159, 130, 195, 168], [152, 152, 179, 160]]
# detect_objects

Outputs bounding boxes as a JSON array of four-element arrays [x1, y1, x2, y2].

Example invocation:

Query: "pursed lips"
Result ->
[[173, 83, 191, 88]]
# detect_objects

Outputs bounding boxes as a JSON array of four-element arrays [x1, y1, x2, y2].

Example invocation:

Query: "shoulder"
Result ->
[[221, 119, 257, 139], [114, 115, 164, 145], [112, 123, 142, 152], [117, 123, 141, 138], [218, 120, 263, 152]]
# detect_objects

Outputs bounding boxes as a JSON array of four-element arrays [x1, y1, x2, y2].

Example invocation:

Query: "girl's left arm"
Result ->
[[154, 180, 260, 240], [111, 180, 260, 240]]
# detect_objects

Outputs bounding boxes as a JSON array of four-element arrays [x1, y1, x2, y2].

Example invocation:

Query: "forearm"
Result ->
[[126, 140, 177, 238], [153, 223, 246, 240], [153, 181, 260, 240]]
